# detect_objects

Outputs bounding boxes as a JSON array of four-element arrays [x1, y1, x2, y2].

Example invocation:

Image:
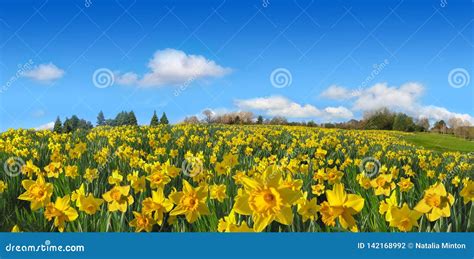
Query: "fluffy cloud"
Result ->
[[320, 85, 355, 100], [23, 63, 64, 83], [319, 82, 473, 125], [35, 121, 54, 130], [115, 49, 231, 87], [352, 82, 423, 112], [323, 106, 354, 119], [418, 106, 474, 125], [234, 96, 353, 120]]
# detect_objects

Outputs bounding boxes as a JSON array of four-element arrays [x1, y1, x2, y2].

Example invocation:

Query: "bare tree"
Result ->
[[202, 109, 214, 123], [182, 116, 200, 124]]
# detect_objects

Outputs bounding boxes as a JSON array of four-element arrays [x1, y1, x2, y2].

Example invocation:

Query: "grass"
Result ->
[[402, 132, 474, 153]]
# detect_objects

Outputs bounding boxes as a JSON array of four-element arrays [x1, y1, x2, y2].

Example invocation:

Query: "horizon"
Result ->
[[0, 0, 473, 131]]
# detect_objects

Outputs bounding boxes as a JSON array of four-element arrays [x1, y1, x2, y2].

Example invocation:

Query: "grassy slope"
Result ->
[[402, 132, 474, 153]]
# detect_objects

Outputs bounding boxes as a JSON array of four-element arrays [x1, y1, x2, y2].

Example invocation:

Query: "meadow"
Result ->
[[0, 125, 472, 232]]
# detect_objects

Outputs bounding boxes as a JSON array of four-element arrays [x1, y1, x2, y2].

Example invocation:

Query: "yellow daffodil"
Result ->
[[44, 162, 62, 178], [451, 176, 460, 187], [11, 225, 21, 232], [379, 191, 398, 221], [297, 194, 320, 223], [142, 189, 174, 225], [397, 177, 414, 192], [389, 203, 422, 232], [218, 210, 253, 232], [233, 168, 301, 232], [18, 176, 53, 210], [108, 170, 123, 185], [84, 168, 99, 183], [209, 184, 227, 202], [129, 211, 155, 232], [146, 171, 170, 189], [169, 180, 210, 223], [21, 160, 40, 178], [356, 173, 372, 189], [414, 182, 454, 222], [65, 165, 78, 178], [320, 183, 364, 229], [311, 183, 325, 196], [459, 179, 473, 204], [371, 174, 395, 196], [71, 183, 86, 206], [44, 195, 78, 232], [0, 180, 7, 194], [326, 167, 343, 184], [78, 193, 104, 215], [102, 185, 134, 213]]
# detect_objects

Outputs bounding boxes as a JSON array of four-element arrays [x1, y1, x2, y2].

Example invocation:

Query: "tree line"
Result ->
[[51, 107, 472, 139], [182, 108, 472, 136], [52, 110, 169, 133]]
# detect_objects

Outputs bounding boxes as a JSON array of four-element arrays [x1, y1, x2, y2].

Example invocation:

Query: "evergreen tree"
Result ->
[[256, 115, 263, 124], [150, 111, 159, 126], [63, 115, 92, 133], [53, 116, 62, 133], [129, 111, 138, 125], [160, 112, 169, 125], [97, 111, 105, 126]]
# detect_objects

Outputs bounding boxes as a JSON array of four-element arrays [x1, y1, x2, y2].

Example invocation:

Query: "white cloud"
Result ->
[[323, 106, 354, 119], [235, 96, 321, 118], [352, 82, 423, 112], [319, 82, 473, 125], [35, 121, 54, 130], [115, 72, 138, 85], [234, 96, 353, 120], [320, 85, 355, 100], [418, 106, 474, 125], [116, 49, 231, 87], [23, 63, 64, 83]]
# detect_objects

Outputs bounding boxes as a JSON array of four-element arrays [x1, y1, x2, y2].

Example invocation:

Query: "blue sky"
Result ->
[[0, 0, 473, 130]]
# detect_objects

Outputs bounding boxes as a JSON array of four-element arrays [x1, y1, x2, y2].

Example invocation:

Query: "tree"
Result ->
[[160, 112, 169, 125], [202, 109, 213, 123], [416, 118, 430, 132], [393, 113, 416, 132], [307, 120, 316, 127], [150, 111, 159, 126], [433, 120, 447, 130], [183, 116, 200, 124], [363, 108, 395, 130], [53, 117, 62, 133], [448, 117, 470, 129], [97, 111, 105, 126], [128, 111, 138, 126], [63, 115, 92, 133], [257, 115, 263, 124], [269, 116, 288, 125]]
